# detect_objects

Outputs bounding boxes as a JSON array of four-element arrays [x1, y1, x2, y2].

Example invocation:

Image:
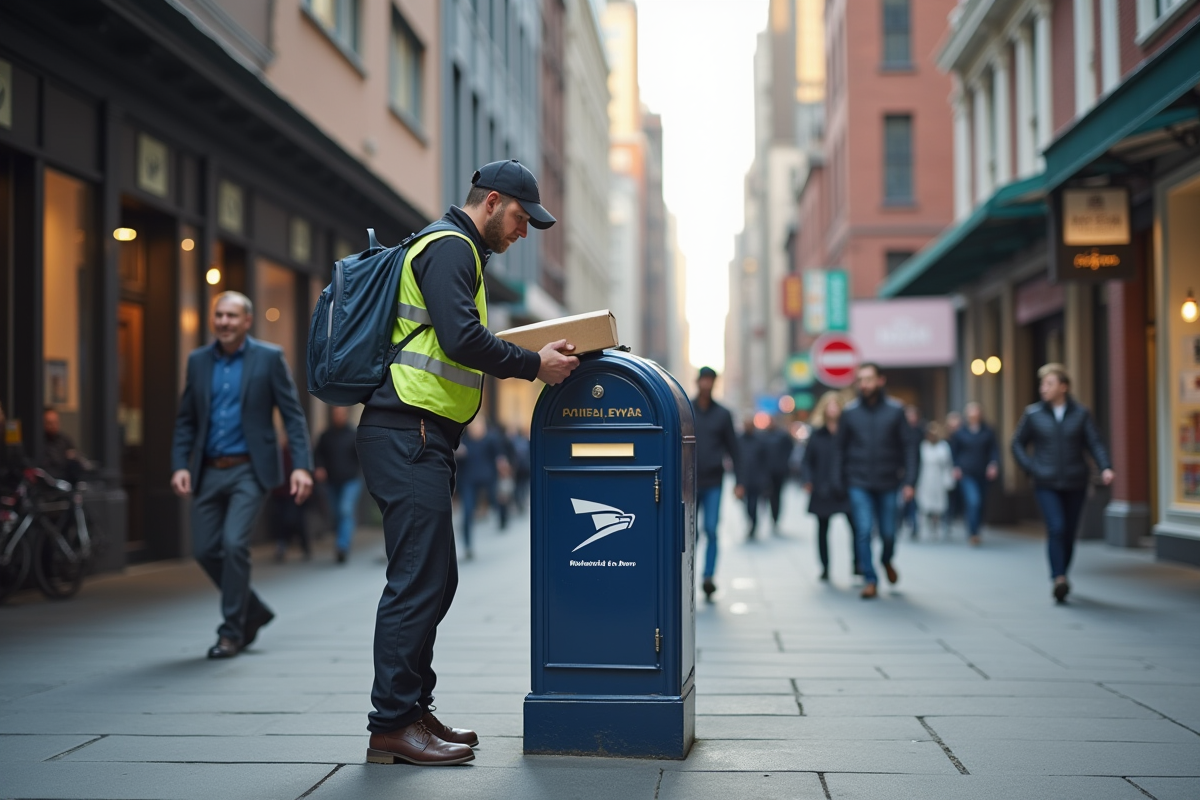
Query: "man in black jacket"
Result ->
[[950, 402, 999, 546], [357, 161, 578, 766], [693, 367, 742, 601], [314, 406, 361, 563], [833, 363, 918, 599], [1011, 363, 1113, 604]]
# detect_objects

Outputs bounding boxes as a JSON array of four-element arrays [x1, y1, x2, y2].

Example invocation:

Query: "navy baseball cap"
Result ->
[[471, 160, 556, 230]]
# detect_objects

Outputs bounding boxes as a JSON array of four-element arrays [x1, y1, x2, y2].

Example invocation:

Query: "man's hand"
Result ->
[[290, 469, 314, 505], [902, 485, 915, 503], [953, 467, 963, 481], [804, 483, 813, 494], [314, 467, 328, 483], [537, 340, 579, 385], [985, 463, 999, 481], [171, 469, 191, 497], [1100, 468, 1115, 486], [734, 484, 746, 500]]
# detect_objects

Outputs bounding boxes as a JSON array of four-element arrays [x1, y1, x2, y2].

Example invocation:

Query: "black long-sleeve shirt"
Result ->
[[361, 207, 541, 443], [949, 423, 1000, 481], [694, 398, 740, 491]]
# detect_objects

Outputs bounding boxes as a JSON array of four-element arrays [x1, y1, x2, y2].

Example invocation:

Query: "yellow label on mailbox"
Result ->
[[571, 442, 634, 458]]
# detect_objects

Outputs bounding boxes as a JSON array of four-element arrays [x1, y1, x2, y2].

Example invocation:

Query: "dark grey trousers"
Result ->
[[191, 462, 270, 644], [356, 423, 458, 734]]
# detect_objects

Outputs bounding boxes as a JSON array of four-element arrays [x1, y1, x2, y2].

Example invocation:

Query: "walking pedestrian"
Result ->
[[800, 391, 856, 581], [737, 419, 767, 540], [944, 411, 965, 530], [900, 405, 923, 539], [170, 291, 313, 659], [356, 160, 577, 766], [314, 406, 362, 563], [693, 366, 743, 602], [270, 437, 311, 562], [833, 363, 918, 599], [763, 420, 794, 535], [915, 422, 955, 540], [949, 402, 999, 546], [509, 426, 531, 515], [1011, 363, 1114, 604], [455, 418, 508, 559]]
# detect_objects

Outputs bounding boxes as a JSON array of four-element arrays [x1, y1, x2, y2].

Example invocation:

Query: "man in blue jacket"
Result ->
[[171, 291, 313, 659]]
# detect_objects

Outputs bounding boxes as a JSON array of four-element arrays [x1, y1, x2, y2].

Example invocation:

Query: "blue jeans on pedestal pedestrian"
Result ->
[[326, 478, 364, 554], [847, 487, 899, 586], [1034, 487, 1088, 579], [698, 485, 722, 579], [959, 476, 985, 538]]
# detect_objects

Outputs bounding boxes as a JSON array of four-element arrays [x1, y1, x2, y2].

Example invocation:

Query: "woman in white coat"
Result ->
[[916, 422, 956, 540]]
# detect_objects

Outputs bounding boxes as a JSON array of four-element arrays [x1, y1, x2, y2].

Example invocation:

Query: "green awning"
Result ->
[[1042, 16, 1200, 192], [879, 174, 1046, 298]]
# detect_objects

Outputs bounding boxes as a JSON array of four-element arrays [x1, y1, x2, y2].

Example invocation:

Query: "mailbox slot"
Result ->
[[571, 442, 634, 458]]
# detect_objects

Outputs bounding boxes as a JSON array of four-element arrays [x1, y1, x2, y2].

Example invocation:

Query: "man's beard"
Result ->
[[482, 208, 510, 253]]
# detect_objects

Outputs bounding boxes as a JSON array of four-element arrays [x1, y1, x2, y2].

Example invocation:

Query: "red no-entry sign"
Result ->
[[810, 333, 861, 388]]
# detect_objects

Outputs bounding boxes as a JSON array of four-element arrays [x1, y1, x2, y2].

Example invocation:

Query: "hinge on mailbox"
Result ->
[[654, 473, 661, 503], [655, 628, 662, 653]]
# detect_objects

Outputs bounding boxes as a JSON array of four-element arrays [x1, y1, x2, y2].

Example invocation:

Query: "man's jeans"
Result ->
[[1034, 487, 1088, 579], [326, 478, 364, 553], [959, 476, 985, 538], [697, 485, 722, 579], [848, 487, 899, 586]]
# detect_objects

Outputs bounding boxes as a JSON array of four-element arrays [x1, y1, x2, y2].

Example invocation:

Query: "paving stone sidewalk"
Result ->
[[2, 484, 1199, 800]]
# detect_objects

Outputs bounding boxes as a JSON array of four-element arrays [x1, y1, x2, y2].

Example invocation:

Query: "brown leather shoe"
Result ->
[[884, 562, 899, 584], [423, 710, 479, 747], [207, 637, 240, 659], [860, 583, 878, 599], [367, 719, 475, 766]]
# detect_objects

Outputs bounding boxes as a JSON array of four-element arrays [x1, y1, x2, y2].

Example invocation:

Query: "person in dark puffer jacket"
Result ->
[[1011, 363, 1114, 604], [693, 366, 743, 602]]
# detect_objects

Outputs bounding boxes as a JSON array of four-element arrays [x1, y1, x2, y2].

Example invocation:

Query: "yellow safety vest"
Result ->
[[387, 229, 486, 424]]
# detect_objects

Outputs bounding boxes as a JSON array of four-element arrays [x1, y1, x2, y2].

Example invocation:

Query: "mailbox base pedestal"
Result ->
[[523, 686, 695, 759]]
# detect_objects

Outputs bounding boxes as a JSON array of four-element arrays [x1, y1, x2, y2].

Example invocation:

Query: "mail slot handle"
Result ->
[[572, 442, 634, 458]]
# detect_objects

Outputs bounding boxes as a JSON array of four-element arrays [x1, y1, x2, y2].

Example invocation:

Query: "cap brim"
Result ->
[[519, 200, 556, 230]]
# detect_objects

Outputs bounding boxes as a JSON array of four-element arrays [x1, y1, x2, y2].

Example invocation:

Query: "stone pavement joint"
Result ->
[[917, 716, 970, 775]]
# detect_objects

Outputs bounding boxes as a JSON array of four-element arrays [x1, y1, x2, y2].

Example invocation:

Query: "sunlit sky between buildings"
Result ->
[[634, 0, 770, 375]]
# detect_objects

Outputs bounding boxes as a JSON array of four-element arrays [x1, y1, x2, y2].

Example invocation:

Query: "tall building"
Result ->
[[563, 0, 612, 317], [540, 0, 567, 308], [881, 0, 1200, 563], [792, 0, 956, 415], [0, 0, 439, 566]]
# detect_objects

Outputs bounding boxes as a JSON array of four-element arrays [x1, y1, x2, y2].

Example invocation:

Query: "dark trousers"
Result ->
[[815, 514, 857, 573], [959, 476, 986, 537], [191, 462, 270, 644], [270, 495, 309, 555], [458, 479, 507, 549], [1034, 487, 1088, 579], [766, 476, 785, 524], [743, 489, 760, 535], [357, 424, 458, 734]]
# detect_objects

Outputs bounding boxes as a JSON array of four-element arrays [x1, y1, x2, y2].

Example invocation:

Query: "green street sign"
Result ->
[[827, 269, 849, 332], [784, 353, 815, 390]]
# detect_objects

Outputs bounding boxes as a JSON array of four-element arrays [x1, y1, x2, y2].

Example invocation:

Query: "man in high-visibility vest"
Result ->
[[358, 160, 578, 766]]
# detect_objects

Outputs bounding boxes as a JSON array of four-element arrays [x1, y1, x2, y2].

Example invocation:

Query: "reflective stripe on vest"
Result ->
[[387, 228, 486, 424]]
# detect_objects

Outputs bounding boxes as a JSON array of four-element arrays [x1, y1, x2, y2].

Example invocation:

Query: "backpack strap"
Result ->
[[366, 228, 382, 252]]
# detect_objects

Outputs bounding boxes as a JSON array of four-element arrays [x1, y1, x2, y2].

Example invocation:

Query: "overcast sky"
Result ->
[[633, 0, 770, 373]]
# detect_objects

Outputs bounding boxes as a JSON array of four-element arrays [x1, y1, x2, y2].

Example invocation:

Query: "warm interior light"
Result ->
[[265, 307, 281, 322], [205, 267, 222, 285], [986, 356, 1002, 374], [778, 395, 796, 414], [1184, 289, 1199, 323], [181, 238, 195, 251], [113, 227, 137, 242], [971, 359, 986, 376]]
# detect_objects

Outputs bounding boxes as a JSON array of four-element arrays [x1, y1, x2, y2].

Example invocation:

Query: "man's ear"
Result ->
[[485, 191, 501, 214]]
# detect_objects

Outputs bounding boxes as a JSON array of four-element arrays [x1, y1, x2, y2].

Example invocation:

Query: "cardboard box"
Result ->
[[496, 309, 619, 355]]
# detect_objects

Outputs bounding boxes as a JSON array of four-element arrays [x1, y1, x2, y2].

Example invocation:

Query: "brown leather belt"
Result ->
[[204, 454, 251, 469]]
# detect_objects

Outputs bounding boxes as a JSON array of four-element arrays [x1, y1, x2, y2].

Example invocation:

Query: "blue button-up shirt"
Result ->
[[204, 340, 249, 458]]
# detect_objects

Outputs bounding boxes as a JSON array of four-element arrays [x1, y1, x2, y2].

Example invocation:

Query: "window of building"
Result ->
[[42, 168, 96, 457], [886, 250, 915, 274], [254, 259, 299, 379], [882, 0, 911, 69], [305, 0, 360, 56], [390, 10, 424, 129], [884, 114, 914, 204], [1138, 0, 1195, 40]]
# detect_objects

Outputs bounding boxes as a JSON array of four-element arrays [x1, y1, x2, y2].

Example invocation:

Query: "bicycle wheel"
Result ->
[[34, 518, 86, 600], [0, 530, 33, 603]]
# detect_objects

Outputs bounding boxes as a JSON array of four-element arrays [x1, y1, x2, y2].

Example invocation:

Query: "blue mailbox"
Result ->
[[524, 350, 696, 759]]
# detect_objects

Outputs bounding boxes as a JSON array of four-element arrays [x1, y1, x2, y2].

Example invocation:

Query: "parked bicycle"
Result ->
[[0, 467, 99, 602]]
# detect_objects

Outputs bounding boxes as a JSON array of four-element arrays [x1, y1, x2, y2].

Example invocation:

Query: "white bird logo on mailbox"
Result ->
[[570, 499, 636, 552]]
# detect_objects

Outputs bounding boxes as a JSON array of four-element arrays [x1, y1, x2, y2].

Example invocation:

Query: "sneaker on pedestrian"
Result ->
[[702, 577, 716, 602], [819, 568, 829, 582], [969, 535, 981, 547], [884, 562, 899, 584], [1053, 579, 1070, 604], [336, 549, 348, 564], [860, 583, 878, 599]]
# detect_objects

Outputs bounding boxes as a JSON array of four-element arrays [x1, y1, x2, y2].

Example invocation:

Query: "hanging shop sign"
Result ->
[[802, 270, 827, 335], [849, 298, 956, 367], [781, 274, 803, 319], [826, 269, 849, 332], [0, 59, 12, 130], [783, 353, 814, 390], [1050, 186, 1135, 282], [137, 133, 169, 198]]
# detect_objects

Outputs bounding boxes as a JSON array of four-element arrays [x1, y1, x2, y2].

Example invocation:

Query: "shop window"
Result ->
[[1165, 171, 1200, 509], [1137, 0, 1195, 40], [254, 258, 299, 379], [390, 9, 424, 130], [305, 0, 360, 56], [884, 114, 914, 204], [885, 250, 914, 274], [882, 0, 911, 69], [42, 168, 96, 457], [179, 224, 200, 393]]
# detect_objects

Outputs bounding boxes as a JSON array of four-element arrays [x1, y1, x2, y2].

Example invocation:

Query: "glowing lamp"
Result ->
[[1184, 289, 1199, 323], [113, 227, 137, 242], [205, 267, 222, 286], [970, 359, 986, 376]]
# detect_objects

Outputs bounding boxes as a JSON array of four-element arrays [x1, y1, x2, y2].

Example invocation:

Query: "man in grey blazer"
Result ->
[[171, 291, 313, 659]]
